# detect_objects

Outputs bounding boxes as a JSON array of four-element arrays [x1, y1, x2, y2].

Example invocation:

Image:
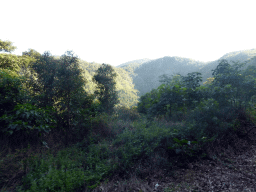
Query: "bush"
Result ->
[[0, 69, 23, 117], [184, 98, 239, 142], [114, 106, 141, 121], [111, 120, 186, 173], [0, 103, 56, 148], [17, 146, 113, 192]]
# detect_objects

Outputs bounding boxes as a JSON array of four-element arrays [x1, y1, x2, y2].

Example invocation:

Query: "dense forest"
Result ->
[[1, 39, 256, 191]]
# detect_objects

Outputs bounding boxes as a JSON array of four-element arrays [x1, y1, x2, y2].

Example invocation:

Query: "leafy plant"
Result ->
[[0, 103, 56, 147], [17, 146, 113, 192], [93, 64, 119, 114]]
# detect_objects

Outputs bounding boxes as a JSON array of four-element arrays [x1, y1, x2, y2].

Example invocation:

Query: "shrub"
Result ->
[[0, 103, 56, 148], [184, 98, 239, 142], [0, 69, 23, 117], [114, 106, 141, 121], [111, 120, 187, 173], [17, 146, 113, 192]]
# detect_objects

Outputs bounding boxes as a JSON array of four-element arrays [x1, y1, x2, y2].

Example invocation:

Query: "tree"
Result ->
[[211, 59, 245, 88], [54, 51, 88, 146], [25, 51, 91, 145], [0, 69, 23, 118], [181, 72, 203, 109], [210, 59, 252, 108], [31, 51, 58, 107], [159, 74, 184, 87], [182, 72, 202, 90], [0, 39, 16, 53], [22, 49, 41, 59], [93, 64, 119, 114], [0, 47, 38, 99]]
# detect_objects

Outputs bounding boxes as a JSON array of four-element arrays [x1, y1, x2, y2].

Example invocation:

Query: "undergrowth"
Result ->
[[1, 104, 255, 191]]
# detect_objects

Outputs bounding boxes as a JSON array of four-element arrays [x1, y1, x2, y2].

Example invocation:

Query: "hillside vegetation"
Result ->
[[1, 40, 256, 191], [77, 60, 139, 108], [117, 49, 256, 97]]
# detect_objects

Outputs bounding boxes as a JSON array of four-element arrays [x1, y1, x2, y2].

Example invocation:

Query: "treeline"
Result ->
[[0, 40, 119, 148], [137, 59, 256, 138]]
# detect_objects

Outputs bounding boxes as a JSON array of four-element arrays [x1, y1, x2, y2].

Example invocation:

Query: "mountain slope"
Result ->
[[198, 48, 256, 83], [122, 56, 207, 96], [77, 48, 256, 107], [78, 60, 139, 107], [118, 49, 256, 97]]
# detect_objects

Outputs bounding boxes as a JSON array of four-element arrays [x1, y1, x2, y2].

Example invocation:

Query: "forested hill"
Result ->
[[77, 60, 139, 108], [198, 48, 256, 84], [58, 48, 256, 106], [117, 48, 256, 97], [116, 58, 151, 75], [117, 58, 151, 68], [117, 56, 207, 97]]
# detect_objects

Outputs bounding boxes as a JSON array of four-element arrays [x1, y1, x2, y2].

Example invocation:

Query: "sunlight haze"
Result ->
[[1, 0, 256, 66]]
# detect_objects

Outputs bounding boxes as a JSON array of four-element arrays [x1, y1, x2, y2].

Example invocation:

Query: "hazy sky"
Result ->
[[2, 0, 256, 66]]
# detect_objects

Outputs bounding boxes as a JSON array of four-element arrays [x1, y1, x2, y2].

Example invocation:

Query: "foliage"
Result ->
[[114, 67, 139, 108], [183, 98, 239, 141], [74, 60, 140, 108], [137, 92, 154, 114], [54, 51, 86, 123], [0, 54, 21, 73], [138, 60, 256, 123], [110, 117, 214, 173], [114, 106, 141, 121], [30, 51, 59, 107], [93, 64, 119, 114], [138, 72, 203, 120], [112, 120, 179, 171], [2, 41, 256, 191], [0, 103, 56, 136], [22, 49, 41, 60], [17, 146, 113, 192], [203, 77, 215, 86], [159, 74, 184, 86], [0, 39, 16, 53], [28, 51, 93, 146], [182, 72, 202, 90], [210, 60, 256, 109], [0, 69, 24, 117]]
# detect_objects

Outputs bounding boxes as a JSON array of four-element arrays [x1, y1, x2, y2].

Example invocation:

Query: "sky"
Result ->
[[1, 0, 256, 66]]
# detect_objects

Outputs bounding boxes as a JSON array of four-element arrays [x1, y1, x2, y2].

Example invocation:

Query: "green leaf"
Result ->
[[173, 138, 181, 144], [180, 139, 188, 145]]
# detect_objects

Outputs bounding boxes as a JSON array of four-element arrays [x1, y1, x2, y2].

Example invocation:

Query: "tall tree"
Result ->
[[93, 64, 119, 114], [0, 54, 21, 73], [54, 51, 87, 146], [22, 49, 41, 59], [31, 51, 58, 107], [181, 72, 203, 109], [0, 69, 23, 118], [0, 39, 16, 53], [210, 59, 250, 108]]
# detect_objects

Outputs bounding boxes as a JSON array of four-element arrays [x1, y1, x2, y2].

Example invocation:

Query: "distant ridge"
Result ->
[[117, 48, 256, 96], [218, 48, 256, 63], [117, 58, 151, 68]]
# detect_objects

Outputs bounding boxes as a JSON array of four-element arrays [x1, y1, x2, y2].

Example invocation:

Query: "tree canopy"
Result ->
[[0, 39, 16, 53]]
